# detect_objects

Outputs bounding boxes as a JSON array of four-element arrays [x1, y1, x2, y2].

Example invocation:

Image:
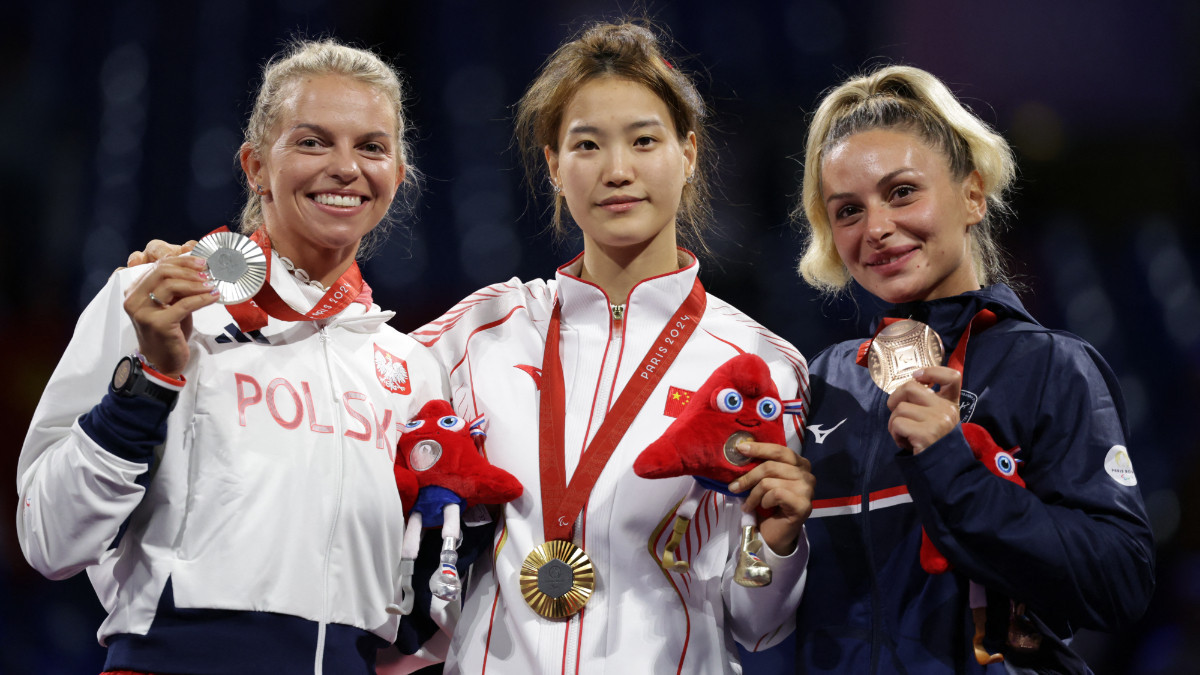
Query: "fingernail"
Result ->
[[737, 442, 751, 452], [729, 481, 741, 492], [203, 280, 214, 289], [210, 288, 220, 296], [913, 368, 924, 378], [198, 270, 210, 280]]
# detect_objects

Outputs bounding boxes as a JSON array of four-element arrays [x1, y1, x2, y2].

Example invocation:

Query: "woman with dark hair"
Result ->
[[410, 20, 815, 674]]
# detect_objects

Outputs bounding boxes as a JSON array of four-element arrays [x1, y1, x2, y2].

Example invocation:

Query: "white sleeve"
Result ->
[[722, 350, 810, 650], [16, 270, 152, 580]]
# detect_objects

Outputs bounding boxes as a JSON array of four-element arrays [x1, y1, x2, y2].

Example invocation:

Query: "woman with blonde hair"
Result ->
[[791, 64, 1154, 672], [18, 39, 447, 674]]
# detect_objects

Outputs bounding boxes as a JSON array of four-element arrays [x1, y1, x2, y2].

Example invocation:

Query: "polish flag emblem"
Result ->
[[374, 345, 411, 395]]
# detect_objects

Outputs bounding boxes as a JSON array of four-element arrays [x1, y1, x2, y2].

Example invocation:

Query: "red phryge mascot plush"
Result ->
[[388, 399, 523, 615], [634, 353, 804, 587], [920, 421, 1027, 665]]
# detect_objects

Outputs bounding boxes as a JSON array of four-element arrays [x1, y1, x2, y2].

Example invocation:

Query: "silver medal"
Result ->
[[191, 231, 267, 304]]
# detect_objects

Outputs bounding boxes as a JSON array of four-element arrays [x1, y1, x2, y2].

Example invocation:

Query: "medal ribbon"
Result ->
[[539, 276, 707, 542], [945, 309, 997, 375], [208, 226, 365, 332]]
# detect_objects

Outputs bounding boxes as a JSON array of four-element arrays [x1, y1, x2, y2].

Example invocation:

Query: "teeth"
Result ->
[[314, 193, 362, 207]]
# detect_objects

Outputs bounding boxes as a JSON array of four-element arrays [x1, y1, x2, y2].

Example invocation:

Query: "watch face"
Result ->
[[113, 358, 134, 390]]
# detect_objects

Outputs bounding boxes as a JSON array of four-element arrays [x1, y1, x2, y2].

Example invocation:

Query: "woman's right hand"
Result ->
[[122, 255, 219, 378], [886, 366, 962, 455], [126, 239, 197, 267]]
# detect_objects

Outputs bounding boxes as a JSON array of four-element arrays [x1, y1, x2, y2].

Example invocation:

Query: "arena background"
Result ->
[[2, 1, 1196, 673]]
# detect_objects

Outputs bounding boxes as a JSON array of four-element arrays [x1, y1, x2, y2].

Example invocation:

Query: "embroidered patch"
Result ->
[[1104, 445, 1137, 486], [958, 389, 978, 424], [374, 345, 411, 395], [663, 386, 694, 418]]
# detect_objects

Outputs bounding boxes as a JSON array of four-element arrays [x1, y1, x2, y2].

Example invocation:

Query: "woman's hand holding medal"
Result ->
[[885, 366, 962, 455], [122, 252, 220, 378], [726, 442, 815, 556]]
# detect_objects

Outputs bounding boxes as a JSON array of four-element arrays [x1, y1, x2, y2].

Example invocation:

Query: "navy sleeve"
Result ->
[[897, 334, 1155, 631], [78, 390, 172, 465]]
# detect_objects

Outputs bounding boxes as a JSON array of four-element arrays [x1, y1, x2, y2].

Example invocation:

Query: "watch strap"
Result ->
[[112, 355, 183, 409]]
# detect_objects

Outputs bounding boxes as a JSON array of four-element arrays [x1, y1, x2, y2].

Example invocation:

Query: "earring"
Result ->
[[255, 184, 268, 196], [551, 181, 561, 195], [685, 173, 694, 185]]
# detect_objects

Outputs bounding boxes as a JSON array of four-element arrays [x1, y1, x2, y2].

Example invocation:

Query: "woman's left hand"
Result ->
[[886, 366, 962, 455], [727, 442, 815, 555]]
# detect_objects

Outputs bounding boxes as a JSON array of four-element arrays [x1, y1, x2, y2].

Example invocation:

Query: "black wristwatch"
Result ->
[[111, 355, 179, 409]]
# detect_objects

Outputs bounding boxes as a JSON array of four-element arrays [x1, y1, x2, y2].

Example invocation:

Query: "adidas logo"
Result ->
[[214, 323, 270, 345]]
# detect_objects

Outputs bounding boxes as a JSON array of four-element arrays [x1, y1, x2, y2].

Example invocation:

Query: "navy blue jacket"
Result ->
[[795, 284, 1155, 674]]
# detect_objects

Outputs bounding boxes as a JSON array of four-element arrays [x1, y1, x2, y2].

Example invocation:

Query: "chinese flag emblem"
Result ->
[[374, 344, 412, 395], [663, 386, 694, 418]]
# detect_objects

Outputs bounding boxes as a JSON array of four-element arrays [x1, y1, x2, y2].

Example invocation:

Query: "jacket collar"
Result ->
[[554, 249, 701, 326], [880, 284, 1038, 354], [269, 251, 392, 333]]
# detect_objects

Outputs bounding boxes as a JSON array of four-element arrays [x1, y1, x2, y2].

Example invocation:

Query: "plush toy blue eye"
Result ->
[[757, 397, 781, 421], [715, 388, 743, 413], [403, 419, 425, 430], [438, 415, 465, 431], [994, 452, 1016, 476]]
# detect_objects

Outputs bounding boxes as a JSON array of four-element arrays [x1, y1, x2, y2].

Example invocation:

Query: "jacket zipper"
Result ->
[[561, 303, 626, 673], [314, 326, 345, 675], [863, 387, 888, 674]]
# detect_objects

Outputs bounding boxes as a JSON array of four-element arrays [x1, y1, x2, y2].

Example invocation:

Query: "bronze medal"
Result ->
[[867, 319, 945, 393], [192, 230, 267, 305], [520, 540, 595, 619]]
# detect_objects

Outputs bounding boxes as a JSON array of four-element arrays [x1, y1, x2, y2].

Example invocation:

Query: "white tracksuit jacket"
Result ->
[[411, 252, 810, 674], [17, 257, 447, 673]]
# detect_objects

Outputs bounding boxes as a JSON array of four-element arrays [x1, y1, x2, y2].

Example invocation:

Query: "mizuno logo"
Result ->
[[215, 323, 270, 345], [807, 418, 847, 444]]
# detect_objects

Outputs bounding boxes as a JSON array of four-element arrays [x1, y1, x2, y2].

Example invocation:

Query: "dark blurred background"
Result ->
[[3, 1, 1197, 673]]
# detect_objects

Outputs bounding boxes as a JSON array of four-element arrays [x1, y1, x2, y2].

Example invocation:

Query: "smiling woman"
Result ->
[[792, 65, 1155, 673], [821, 127, 986, 304], [241, 74, 405, 286], [15, 39, 448, 675]]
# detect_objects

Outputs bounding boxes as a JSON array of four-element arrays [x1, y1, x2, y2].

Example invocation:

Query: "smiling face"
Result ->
[[545, 76, 696, 262], [241, 74, 404, 278], [821, 128, 986, 304]]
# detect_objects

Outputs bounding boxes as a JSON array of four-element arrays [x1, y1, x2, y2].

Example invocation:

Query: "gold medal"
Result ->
[[867, 319, 945, 393], [519, 540, 595, 619]]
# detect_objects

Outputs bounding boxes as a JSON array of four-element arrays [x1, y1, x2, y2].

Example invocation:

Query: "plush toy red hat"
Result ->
[[389, 399, 523, 615], [634, 353, 804, 586]]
